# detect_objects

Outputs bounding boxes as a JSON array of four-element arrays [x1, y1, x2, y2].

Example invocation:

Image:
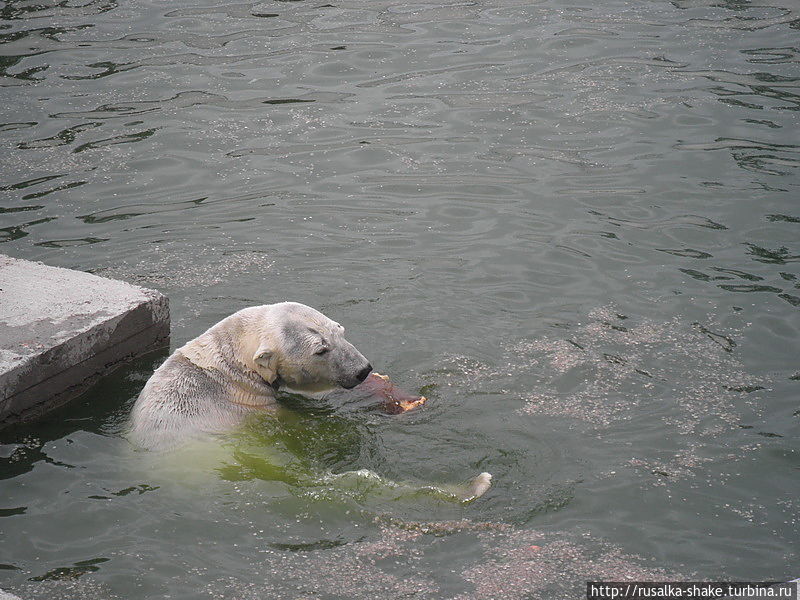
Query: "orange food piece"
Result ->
[[355, 372, 427, 414]]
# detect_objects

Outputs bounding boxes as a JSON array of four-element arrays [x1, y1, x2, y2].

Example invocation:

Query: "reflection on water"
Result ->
[[1, 0, 799, 596]]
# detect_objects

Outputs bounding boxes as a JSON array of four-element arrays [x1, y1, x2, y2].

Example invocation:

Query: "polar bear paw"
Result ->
[[459, 472, 492, 502]]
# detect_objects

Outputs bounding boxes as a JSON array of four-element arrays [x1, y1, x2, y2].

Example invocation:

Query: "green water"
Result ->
[[1, 0, 798, 597]]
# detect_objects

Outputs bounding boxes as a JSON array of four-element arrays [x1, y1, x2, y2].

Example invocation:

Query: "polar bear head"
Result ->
[[248, 302, 372, 393]]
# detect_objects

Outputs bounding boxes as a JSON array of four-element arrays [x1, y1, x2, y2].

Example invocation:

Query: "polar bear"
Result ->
[[129, 302, 372, 451], [128, 302, 492, 501]]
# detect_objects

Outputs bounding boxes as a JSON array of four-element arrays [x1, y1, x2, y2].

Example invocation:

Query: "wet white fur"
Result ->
[[128, 302, 370, 451]]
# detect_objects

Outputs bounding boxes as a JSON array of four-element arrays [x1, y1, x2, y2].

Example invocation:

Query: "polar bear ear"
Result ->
[[253, 346, 279, 384]]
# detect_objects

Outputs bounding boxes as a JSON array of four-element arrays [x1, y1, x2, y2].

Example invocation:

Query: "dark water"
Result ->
[[1, 0, 799, 597]]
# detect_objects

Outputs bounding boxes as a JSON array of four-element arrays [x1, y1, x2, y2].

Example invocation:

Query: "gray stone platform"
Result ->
[[0, 255, 169, 427]]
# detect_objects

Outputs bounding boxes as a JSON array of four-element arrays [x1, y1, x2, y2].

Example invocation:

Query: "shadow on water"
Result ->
[[0, 349, 167, 479]]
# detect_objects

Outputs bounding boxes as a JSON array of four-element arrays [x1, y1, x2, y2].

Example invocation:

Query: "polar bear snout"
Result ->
[[332, 340, 372, 389], [341, 362, 372, 389], [357, 363, 373, 383]]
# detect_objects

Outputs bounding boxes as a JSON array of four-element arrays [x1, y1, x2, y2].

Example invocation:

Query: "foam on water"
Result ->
[[515, 305, 763, 434], [186, 522, 677, 600], [435, 304, 772, 487]]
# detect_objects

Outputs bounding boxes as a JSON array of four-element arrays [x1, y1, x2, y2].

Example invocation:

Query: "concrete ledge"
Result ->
[[0, 255, 169, 427]]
